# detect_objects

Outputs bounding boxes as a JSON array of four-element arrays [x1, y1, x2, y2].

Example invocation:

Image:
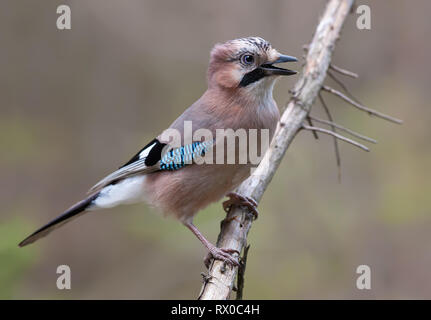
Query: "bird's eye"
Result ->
[[240, 54, 255, 65]]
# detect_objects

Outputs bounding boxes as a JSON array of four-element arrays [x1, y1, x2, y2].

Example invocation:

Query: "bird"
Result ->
[[19, 37, 297, 267]]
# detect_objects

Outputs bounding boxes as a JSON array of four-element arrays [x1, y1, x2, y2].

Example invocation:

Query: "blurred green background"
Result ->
[[1, 0, 430, 299]]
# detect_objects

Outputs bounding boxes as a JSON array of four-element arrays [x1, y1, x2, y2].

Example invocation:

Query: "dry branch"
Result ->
[[318, 91, 342, 181], [302, 124, 370, 151], [235, 244, 250, 300], [328, 70, 358, 101], [198, 0, 356, 300], [329, 64, 359, 78], [308, 115, 377, 143], [321, 85, 403, 124]]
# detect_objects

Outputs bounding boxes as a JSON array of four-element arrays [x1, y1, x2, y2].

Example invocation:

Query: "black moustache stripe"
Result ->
[[238, 68, 266, 87]]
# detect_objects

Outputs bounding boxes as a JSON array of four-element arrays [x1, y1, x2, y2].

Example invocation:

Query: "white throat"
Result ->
[[245, 76, 277, 105]]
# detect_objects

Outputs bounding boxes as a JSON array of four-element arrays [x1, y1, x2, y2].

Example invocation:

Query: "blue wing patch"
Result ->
[[159, 141, 213, 171]]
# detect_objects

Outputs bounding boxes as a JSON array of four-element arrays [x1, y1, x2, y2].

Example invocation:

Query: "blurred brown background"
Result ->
[[1, 0, 430, 299]]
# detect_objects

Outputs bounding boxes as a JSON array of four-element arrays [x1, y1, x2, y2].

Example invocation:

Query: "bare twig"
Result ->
[[329, 64, 359, 78], [307, 116, 319, 139], [235, 244, 250, 300], [322, 85, 403, 124], [323, 70, 375, 182], [318, 92, 342, 181], [328, 70, 359, 101], [198, 0, 356, 300], [302, 124, 370, 151], [308, 115, 377, 143]]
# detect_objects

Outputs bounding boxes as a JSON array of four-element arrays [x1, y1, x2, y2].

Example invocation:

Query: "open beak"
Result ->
[[259, 54, 298, 76]]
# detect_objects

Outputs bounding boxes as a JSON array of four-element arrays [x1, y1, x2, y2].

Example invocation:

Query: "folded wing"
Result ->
[[88, 138, 213, 194]]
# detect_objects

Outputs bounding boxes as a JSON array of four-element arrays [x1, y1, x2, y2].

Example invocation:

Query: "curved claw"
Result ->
[[223, 192, 259, 220], [204, 247, 240, 269]]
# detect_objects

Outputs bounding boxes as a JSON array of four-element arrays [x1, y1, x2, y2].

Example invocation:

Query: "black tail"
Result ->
[[19, 193, 99, 247]]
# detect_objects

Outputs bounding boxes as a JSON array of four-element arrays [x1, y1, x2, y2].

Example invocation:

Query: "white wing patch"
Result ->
[[88, 139, 164, 194], [92, 176, 147, 209], [138, 142, 156, 159]]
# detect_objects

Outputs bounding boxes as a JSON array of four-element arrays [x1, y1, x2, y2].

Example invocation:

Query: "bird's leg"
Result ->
[[222, 192, 259, 220], [184, 221, 240, 268]]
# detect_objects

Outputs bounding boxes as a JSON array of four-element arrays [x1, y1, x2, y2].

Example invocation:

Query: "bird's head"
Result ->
[[207, 37, 297, 94]]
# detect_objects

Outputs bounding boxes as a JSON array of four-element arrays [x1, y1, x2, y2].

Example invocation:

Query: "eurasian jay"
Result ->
[[19, 37, 297, 267]]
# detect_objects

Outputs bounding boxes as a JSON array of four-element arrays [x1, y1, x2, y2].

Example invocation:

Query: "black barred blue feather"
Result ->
[[160, 141, 213, 171]]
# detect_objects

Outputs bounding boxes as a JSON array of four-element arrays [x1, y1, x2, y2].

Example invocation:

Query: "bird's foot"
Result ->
[[222, 192, 259, 220], [204, 246, 240, 269], [183, 221, 240, 269]]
